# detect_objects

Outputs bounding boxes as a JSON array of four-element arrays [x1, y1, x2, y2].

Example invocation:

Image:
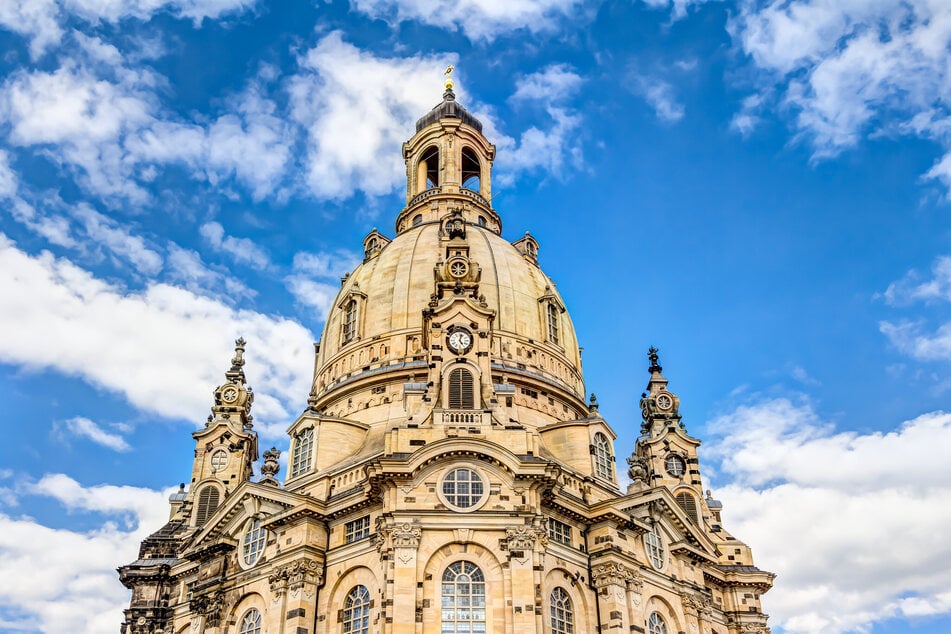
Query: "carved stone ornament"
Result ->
[[189, 589, 225, 628], [377, 522, 423, 548], [269, 558, 322, 598], [626, 455, 649, 484], [591, 562, 636, 588], [741, 624, 769, 634], [501, 525, 548, 553]]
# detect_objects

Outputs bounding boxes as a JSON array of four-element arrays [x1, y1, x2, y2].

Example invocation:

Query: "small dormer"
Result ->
[[512, 232, 540, 264], [362, 228, 390, 262]]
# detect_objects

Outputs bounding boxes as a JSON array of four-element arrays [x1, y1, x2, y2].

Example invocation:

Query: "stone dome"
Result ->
[[308, 96, 588, 430]]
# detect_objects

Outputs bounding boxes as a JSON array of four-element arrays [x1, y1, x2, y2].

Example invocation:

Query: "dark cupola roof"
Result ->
[[415, 89, 483, 133]]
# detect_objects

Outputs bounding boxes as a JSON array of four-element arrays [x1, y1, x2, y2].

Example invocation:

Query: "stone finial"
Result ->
[[588, 393, 599, 413], [259, 447, 281, 486]]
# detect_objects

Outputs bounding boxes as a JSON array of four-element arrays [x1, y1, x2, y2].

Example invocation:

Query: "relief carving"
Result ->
[[591, 562, 635, 589]]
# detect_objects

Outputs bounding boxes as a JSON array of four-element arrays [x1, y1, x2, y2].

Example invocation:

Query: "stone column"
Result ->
[[592, 563, 635, 634], [625, 570, 644, 629], [501, 521, 548, 634], [385, 522, 422, 634], [270, 559, 322, 634]]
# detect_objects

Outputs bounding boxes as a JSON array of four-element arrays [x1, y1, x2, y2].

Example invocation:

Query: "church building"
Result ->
[[119, 74, 774, 634]]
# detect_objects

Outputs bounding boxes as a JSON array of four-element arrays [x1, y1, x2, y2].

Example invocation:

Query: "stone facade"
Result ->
[[119, 85, 774, 634]]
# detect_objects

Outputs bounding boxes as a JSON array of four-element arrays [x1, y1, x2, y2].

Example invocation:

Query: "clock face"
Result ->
[[447, 329, 472, 353], [656, 393, 673, 410], [222, 386, 239, 403], [665, 455, 686, 477]]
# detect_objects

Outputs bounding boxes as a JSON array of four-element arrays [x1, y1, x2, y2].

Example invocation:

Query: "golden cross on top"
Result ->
[[444, 65, 454, 91]]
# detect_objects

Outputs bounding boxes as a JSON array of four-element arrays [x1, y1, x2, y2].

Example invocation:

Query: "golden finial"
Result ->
[[444, 65, 454, 91]]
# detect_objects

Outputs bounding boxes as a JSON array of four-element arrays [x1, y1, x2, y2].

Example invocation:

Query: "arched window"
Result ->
[[592, 433, 613, 481], [342, 299, 358, 343], [242, 519, 267, 567], [648, 612, 668, 634], [343, 585, 371, 634], [442, 561, 485, 633], [461, 147, 481, 192], [194, 485, 219, 526], [448, 368, 475, 409], [239, 608, 262, 634], [418, 146, 439, 191], [550, 587, 573, 634], [676, 491, 699, 523], [412, 214, 423, 227], [547, 302, 560, 345], [291, 427, 314, 477]]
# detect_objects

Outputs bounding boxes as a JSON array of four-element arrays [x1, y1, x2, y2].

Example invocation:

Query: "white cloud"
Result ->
[[510, 64, 583, 104], [630, 74, 685, 122], [0, 62, 155, 202], [284, 249, 360, 319], [164, 242, 256, 301], [640, 0, 718, 20], [495, 106, 584, 182], [0, 234, 314, 429], [730, 1, 951, 193], [0, 0, 62, 59], [705, 397, 951, 634], [72, 203, 164, 276], [288, 32, 457, 200], [880, 254, 951, 362], [350, 0, 586, 42], [0, 474, 169, 634], [55, 416, 132, 452], [884, 255, 951, 305], [880, 320, 951, 362], [200, 221, 271, 271], [1, 48, 291, 204], [0, 0, 256, 58]]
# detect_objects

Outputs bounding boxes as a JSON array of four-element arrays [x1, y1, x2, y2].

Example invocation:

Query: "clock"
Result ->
[[222, 386, 239, 403], [447, 328, 473, 354], [656, 393, 673, 410]]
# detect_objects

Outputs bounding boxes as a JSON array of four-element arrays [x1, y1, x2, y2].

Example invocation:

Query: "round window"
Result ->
[[210, 450, 228, 472], [665, 455, 686, 477], [440, 467, 488, 511]]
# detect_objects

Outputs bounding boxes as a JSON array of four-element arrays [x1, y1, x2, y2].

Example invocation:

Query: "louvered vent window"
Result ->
[[448, 368, 474, 409], [676, 492, 699, 523], [195, 486, 220, 526]]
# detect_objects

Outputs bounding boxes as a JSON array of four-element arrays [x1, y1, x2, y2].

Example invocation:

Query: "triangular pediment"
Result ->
[[620, 488, 718, 562], [185, 481, 319, 552]]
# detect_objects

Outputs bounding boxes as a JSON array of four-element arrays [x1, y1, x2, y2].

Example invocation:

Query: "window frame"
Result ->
[[547, 302, 560, 345], [194, 485, 220, 526], [291, 426, 315, 478], [648, 612, 668, 634], [343, 585, 371, 634], [441, 561, 486, 634], [239, 608, 262, 634], [439, 466, 488, 512], [548, 518, 572, 546], [241, 519, 267, 568], [345, 516, 371, 543], [644, 525, 666, 570], [550, 587, 573, 634], [592, 433, 614, 481]]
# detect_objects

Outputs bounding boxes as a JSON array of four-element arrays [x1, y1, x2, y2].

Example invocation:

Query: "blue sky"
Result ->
[[1, 1, 950, 633]]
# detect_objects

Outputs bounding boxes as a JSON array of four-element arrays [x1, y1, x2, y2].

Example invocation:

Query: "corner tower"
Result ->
[[119, 76, 774, 634]]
